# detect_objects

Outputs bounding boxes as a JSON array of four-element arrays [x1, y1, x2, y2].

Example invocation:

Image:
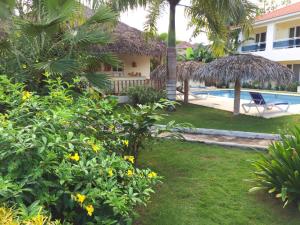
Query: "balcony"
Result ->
[[273, 38, 300, 49], [241, 42, 266, 52]]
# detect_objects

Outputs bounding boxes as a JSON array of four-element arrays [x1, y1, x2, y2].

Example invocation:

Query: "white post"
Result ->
[[238, 32, 243, 53], [266, 23, 275, 52]]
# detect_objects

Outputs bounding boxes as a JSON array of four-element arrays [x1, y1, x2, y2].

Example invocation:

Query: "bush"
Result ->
[[127, 86, 166, 105], [249, 127, 300, 210], [0, 75, 163, 224], [0, 203, 61, 225]]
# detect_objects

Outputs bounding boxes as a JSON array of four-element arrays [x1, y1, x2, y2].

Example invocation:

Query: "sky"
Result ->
[[120, 0, 300, 44]]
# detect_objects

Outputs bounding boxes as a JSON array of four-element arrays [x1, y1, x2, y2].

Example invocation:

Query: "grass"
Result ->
[[160, 103, 300, 133], [135, 140, 300, 225]]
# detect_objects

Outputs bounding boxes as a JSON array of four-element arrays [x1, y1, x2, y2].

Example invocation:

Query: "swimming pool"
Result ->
[[192, 90, 300, 105]]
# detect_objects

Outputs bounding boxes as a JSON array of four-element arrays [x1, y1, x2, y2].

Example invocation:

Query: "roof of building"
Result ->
[[97, 21, 166, 57], [256, 2, 300, 22]]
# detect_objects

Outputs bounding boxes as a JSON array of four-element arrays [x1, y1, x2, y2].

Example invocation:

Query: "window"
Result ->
[[255, 32, 266, 43], [255, 32, 266, 51], [289, 26, 300, 47]]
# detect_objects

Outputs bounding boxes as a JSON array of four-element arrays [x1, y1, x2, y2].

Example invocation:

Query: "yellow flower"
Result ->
[[122, 139, 129, 147], [22, 91, 32, 101], [108, 168, 113, 177], [148, 172, 157, 179], [22, 64, 27, 69], [76, 193, 86, 204], [69, 153, 80, 162], [85, 204, 94, 216], [124, 155, 134, 164], [127, 169, 134, 177], [91, 143, 102, 153]]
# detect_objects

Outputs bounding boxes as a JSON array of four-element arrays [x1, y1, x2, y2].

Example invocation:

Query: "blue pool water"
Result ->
[[192, 90, 300, 105]]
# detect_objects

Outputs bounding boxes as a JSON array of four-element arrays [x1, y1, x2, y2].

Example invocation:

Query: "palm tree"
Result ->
[[0, 0, 119, 91], [97, 0, 257, 102]]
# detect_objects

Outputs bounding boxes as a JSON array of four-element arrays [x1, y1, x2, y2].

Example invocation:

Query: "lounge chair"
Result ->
[[242, 92, 289, 116], [176, 86, 209, 101]]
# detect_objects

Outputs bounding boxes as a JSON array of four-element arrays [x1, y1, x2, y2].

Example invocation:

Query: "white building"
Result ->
[[239, 2, 300, 82]]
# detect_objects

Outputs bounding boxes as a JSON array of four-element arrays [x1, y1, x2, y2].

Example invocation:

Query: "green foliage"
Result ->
[[0, 203, 62, 225], [127, 86, 166, 105], [249, 127, 300, 210], [177, 44, 215, 63], [118, 100, 180, 162], [0, 0, 119, 91], [0, 75, 161, 224]]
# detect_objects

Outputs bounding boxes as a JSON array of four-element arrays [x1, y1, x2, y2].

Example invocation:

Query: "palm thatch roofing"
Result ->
[[82, 6, 166, 57], [151, 61, 203, 81], [97, 22, 166, 57], [192, 54, 294, 84]]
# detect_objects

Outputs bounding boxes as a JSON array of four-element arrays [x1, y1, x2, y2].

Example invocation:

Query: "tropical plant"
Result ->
[[0, 203, 62, 225], [249, 127, 300, 210], [0, 75, 162, 224], [188, 1, 257, 56], [0, 0, 119, 92], [118, 100, 181, 163], [128, 86, 166, 105], [177, 44, 215, 62]]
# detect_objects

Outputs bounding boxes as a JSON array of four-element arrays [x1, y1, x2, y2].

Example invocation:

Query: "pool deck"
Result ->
[[177, 91, 300, 118]]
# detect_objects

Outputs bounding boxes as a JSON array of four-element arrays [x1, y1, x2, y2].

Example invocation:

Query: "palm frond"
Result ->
[[83, 5, 117, 26], [66, 28, 112, 46], [0, 0, 15, 18], [85, 53, 120, 70], [84, 72, 111, 89], [35, 58, 80, 74], [144, 0, 165, 37]]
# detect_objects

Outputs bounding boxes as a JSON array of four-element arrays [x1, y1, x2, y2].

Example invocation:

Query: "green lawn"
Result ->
[[135, 140, 300, 225], [161, 103, 300, 133]]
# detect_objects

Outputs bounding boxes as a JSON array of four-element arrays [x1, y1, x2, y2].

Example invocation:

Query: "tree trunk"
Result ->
[[166, 1, 178, 103], [183, 79, 189, 104], [233, 79, 241, 115]]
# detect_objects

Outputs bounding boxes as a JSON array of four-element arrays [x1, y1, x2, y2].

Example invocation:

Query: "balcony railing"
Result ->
[[241, 42, 266, 52], [273, 38, 300, 49]]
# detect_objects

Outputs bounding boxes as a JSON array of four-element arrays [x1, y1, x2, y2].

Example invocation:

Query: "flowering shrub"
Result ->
[[0, 75, 161, 224]]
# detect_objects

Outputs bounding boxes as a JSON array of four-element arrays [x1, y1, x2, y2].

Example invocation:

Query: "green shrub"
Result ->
[[0, 75, 162, 224], [249, 127, 300, 210], [127, 86, 166, 105], [0, 203, 62, 225]]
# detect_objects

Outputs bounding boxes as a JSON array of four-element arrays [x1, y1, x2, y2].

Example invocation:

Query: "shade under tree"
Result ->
[[151, 61, 203, 103], [191, 54, 294, 115]]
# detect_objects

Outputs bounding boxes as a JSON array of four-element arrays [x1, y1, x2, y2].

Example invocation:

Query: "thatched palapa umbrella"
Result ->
[[151, 61, 202, 103], [192, 54, 294, 115]]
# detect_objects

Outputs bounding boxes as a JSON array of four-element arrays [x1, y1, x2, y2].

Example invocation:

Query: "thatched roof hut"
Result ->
[[94, 22, 166, 57], [151, 61, 203, 103], [151, 61, 202, 81], [83, 6, 166, 57], [192, 54, 294, 115]]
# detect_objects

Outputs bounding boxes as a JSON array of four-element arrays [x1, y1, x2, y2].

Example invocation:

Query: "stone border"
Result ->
[[156, 125, 280, 140]]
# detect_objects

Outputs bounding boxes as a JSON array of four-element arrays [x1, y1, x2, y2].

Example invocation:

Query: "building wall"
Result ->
[[118, 54, 151, 79], [274, 19, 300, 40]]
